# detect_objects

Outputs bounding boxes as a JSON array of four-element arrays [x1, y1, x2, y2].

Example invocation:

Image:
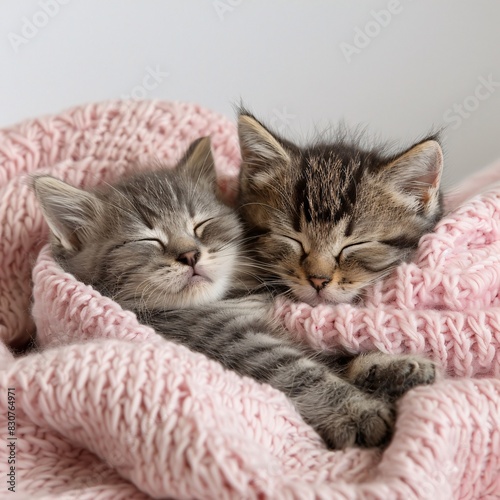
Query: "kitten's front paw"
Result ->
[[349, 353, 436, 399], [321, 398, 395, 449]]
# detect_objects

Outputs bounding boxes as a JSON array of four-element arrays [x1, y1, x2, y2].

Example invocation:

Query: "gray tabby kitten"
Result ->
[[237, 111, 444, 305], [33, 137, 436, 449]]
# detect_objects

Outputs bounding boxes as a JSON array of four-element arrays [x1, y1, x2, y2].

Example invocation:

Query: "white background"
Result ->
[[1, 0, 500, 186]]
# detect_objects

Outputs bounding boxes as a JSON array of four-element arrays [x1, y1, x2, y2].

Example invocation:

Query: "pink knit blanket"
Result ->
[[0, 100, 499, 499]]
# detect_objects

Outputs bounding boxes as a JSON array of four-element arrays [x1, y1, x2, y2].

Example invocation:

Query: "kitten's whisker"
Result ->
[[217, 233, 261, 248], [149, 277, 179, 310], [135, 278, 159, 310], [237, 202, 289, 219]]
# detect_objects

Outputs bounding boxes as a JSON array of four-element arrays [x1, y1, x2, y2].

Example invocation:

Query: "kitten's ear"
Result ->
[[32, 176, 104, 251], [178, 137, 216, 185], [383, 139, 443, 208], [238, 113, 290, 182]]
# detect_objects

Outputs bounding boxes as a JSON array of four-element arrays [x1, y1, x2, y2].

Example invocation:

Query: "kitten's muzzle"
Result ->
[[309, 276, 331, 291], [177, 250, 200, 268]]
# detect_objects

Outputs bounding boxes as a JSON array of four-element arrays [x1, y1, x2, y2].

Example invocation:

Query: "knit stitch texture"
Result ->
[[0, 100, 499, 499]]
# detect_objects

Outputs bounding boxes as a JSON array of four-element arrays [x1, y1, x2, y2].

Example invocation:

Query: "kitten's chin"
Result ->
[[185, 274, 212, 287], [178, 274, 228, 306], [292, 285, 359, 306], [130, 272, 230, 311], [153, 282, 227, 310]]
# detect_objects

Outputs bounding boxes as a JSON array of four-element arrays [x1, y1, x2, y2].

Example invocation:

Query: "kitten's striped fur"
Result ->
[[237, 111, 444, 305], [33, 136, 437, 449]]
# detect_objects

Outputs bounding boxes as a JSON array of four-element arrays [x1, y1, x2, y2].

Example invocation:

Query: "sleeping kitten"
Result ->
[[237, 111, 443, 305], [32, 137, 436, 449]]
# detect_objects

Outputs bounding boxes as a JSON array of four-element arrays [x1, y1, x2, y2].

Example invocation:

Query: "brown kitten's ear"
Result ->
[[383, 139, 443, 208], [238, 113, 290, 181], [178, 137, 216, 185], [32, 176, 104, 251]]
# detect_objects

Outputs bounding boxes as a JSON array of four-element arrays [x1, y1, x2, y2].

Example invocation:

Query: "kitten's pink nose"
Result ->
[[309, 276, 331, 291], [177, 250, 200, 268]]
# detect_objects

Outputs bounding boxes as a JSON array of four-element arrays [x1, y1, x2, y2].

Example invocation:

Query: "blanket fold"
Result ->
[[1, 100, 499, 499]]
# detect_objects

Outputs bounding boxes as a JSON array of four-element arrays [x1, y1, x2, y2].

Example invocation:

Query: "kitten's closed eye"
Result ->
[[271, 234, 307, 255], [340, 241, 405, 272], [194, 218, 216, 238], [338, 241, 373, 262], [135, 238, 166, 250], [117, 239, 167, 253], [108, 239, 166, 253]]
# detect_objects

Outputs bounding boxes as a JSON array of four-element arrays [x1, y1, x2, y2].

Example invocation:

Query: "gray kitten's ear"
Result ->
[[178, 137, 216, 185], [238, 114, 290, 180], [32, 176, 104, 251], [383, 139, 443, 207]]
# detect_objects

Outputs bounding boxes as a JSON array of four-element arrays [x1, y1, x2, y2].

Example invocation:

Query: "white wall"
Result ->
[[2, 0, 500, 186]]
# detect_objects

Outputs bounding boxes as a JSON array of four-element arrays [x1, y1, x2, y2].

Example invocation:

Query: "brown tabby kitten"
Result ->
[[237, 111, 444, 305], [33, 137, 436, 450]]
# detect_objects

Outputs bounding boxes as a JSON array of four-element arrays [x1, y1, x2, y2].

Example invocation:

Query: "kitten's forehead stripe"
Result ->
[[298, 151, 363, 226], [293, 176, 307, 231], [344, 217, 355, 237], [131, 199, 157, 229]]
